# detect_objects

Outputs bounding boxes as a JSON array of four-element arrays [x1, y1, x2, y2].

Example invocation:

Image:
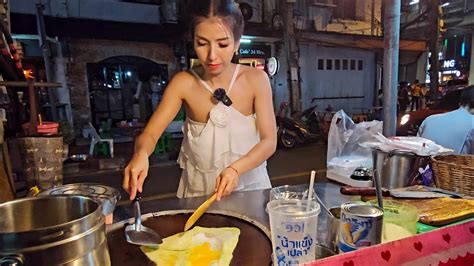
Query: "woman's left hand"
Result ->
[[215, 167, 240, 201]]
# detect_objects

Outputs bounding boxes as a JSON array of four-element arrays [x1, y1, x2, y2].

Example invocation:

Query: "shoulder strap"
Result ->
[[227, 64, 240, 94], [189, 68, 214, 94]]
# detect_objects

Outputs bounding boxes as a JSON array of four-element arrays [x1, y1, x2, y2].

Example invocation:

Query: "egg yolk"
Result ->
[[187, 242, 220, 265]]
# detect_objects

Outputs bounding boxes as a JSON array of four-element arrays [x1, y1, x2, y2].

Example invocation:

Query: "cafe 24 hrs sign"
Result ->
[[239, 45, 271, 58]]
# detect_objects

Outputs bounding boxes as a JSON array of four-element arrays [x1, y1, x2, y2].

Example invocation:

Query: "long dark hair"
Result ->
[[185, 0, 244, 43]]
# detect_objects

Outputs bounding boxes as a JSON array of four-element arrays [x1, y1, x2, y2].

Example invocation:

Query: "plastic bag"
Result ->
[[360, 134, 453, 156], [326, 110, 383, 177]]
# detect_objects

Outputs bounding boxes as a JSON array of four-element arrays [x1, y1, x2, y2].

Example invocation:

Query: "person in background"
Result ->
[[418, 86, 474, 154], [420, 83, 429, 110], [410, 79, 422, 111], [377, 89, 383, 107], [122, 0, 276, 200], [398, 82, 410, 115]]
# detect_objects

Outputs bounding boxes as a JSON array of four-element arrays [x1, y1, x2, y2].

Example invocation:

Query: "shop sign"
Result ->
[[441, 59, 456, 69], [440, 58, 471, 71], [239, 45, 271, 58]]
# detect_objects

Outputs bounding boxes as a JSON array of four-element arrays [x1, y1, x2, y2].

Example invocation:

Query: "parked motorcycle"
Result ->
[[276, 101, 323, 149]]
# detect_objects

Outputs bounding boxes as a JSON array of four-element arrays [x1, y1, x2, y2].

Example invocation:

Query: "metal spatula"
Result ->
[[125, 192, 162, 247]]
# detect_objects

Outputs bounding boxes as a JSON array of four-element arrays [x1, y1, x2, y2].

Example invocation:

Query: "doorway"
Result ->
[[87, 56, 168, 128]]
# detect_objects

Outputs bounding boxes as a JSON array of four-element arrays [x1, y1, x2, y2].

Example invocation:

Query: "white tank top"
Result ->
[[176, 65, 271, 198]]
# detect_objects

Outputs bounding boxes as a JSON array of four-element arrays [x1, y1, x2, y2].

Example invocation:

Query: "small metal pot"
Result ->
[[326, 206, 341, 253], [315, 244, 336, 259], [372, 149, 421, 189], [0, 195, 110, 265]]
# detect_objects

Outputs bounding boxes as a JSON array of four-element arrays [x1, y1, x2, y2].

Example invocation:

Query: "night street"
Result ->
[[1, 0, 473, 265]]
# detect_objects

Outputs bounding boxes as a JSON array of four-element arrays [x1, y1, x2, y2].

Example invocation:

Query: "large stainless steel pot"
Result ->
[[372, 149, 422, 189], [0, 196, 110, 266]]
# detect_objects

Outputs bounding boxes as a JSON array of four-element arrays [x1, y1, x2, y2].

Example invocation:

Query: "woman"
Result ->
[[122, 0, 277, 201]]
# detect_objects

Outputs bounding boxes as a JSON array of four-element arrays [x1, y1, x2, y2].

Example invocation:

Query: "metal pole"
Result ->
[[36, 3, 58, 121], [469, 34, 474, 85], [281, 0, 301, 113], [428, 0, 440, 100], [382, 0, 401, 137], [371, 0, 376, 35]]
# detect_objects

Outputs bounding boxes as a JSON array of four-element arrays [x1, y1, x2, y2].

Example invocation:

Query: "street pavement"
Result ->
[[64, 143, 328, 203]]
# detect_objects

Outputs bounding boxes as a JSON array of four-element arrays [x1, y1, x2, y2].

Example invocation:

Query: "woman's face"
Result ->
[[194, 18, 238, 76]]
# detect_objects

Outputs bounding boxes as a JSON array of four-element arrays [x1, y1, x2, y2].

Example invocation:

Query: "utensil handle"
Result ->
[[340, 186, 390, 196], [373, 169, 384, 209], [134, 192, 142, 231], [313, 190, 333, 218]]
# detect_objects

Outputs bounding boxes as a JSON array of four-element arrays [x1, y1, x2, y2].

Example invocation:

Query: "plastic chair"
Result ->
[[99, 119, 113, 138], [88, 122, 114, 158]]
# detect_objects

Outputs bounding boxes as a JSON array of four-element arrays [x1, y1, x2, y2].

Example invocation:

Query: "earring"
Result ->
[[234, 50, 239, 56]]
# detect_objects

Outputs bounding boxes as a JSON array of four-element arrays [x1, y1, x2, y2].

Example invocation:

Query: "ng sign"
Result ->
[[442, 59, 456, 69]]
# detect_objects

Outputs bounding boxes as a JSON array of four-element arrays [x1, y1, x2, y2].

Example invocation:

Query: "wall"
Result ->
[[299, 43, 376, 113], [271, 41, 290, 114], [416, 52, 428, 84], [67, 38, 176, 135], [11, 0, 161, 25], [309, 0, 382, 36]]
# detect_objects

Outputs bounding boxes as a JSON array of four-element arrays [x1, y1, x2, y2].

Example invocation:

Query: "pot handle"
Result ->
[[0, 255, 24, 266]]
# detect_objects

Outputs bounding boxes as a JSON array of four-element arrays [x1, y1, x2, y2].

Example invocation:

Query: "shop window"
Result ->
[[318, 59, 324, 70], [358, 60, 363, 70], [342, 59, 348, 70], [326, 59, 332, 70], [350, 59, 356, 70], [335, 59, 341, 70], [333, 0, 356, 20]]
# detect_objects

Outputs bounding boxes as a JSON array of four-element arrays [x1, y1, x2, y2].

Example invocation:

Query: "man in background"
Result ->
[[410, 80, 422, 111], [418, 86, 474, 154]]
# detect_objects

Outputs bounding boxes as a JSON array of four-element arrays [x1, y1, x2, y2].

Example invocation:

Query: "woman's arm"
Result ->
[[134, 73, 188, 156], [215, 69, 277, 200], [123, 71, 189, 199]]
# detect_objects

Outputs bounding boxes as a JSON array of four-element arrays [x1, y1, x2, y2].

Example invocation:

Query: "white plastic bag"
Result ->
[[360, 134, 453, 156], [326, 110, 383, 177]]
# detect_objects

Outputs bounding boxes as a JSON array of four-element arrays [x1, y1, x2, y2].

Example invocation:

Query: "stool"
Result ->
[[153, 132, 170, 155]]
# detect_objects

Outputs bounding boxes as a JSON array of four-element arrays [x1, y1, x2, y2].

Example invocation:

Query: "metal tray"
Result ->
[[107, 210, 272, 266]]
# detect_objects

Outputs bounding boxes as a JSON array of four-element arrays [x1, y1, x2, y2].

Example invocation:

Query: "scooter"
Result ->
[[276, 101, 322, 149]]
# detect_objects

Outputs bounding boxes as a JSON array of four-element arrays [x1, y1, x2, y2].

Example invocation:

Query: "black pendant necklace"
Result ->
[[213, 88, 233, 106]]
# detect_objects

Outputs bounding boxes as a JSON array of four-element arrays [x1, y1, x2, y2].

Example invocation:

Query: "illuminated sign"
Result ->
[[239, 45, 271, 58], [442, 59, 456, 68]]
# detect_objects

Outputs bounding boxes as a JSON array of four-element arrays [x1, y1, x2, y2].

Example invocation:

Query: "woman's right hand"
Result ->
[[123, 151, 149, 200]]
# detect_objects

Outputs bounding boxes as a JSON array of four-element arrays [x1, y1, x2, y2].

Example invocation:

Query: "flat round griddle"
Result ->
[[107, 211, 272, 265]]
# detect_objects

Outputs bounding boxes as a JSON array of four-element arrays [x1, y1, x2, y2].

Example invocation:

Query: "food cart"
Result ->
[[106, 182, 474, 265]]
